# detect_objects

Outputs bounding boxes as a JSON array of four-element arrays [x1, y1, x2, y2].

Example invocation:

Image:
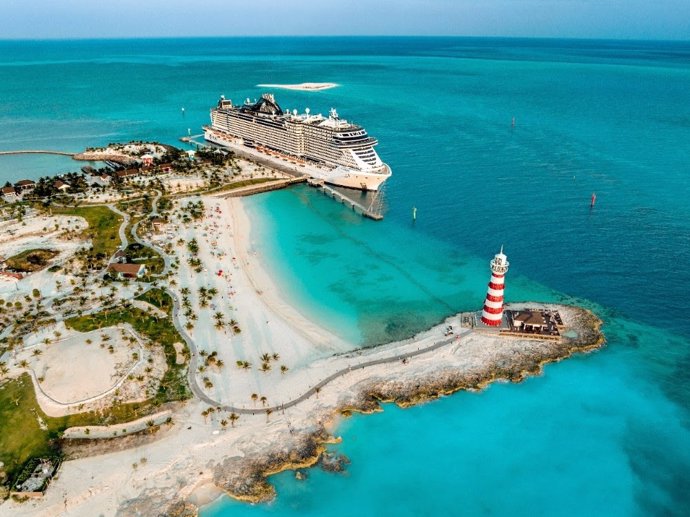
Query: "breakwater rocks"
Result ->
[[212, 429, 331, 503], [151, 305, 602, 515], [349, 305, 604, 411], [73, 151, 136, 165]]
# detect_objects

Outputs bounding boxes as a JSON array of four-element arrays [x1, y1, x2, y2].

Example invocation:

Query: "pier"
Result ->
[[182, 133, 385, 220], [307, 179, 384, 220], [215, 177, 307, 198]]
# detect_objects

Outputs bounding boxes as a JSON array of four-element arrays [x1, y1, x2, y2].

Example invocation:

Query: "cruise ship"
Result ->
[[204, 93, 391, 191]]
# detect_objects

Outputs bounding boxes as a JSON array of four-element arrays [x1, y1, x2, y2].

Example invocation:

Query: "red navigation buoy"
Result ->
[[591, 192, 597, 207]]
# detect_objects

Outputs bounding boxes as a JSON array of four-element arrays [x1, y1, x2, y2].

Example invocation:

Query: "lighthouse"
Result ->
[[480, 246, 510, 326]]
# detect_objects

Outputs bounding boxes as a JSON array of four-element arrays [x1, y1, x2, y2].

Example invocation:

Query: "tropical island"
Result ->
[[0, 142, 604, 516]]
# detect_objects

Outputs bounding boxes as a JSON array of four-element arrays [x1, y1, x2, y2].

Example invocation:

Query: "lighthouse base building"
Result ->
[[480, 247, 509, 327]]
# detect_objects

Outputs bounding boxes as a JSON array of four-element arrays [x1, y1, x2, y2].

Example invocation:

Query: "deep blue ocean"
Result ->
[[1, 37, 689, 516]]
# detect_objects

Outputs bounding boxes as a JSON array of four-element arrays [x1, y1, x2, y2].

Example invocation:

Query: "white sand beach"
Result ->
[[1, 195, 603, 516]]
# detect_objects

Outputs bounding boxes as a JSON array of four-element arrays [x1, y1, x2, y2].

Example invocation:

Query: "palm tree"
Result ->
[[251, 393, 258, 406], [260, 362, 271, 373], [265, 408, 273, 423], [220, 419, 228, 429], [280, 365, 289, 374], [272, 353, 280, 361], [260, 396, 267, 407], [19, 359, 29, 368], [315, 387, 321, 399], [260, 353, 271, 363], [201, 409, 209, 422], [229, 413, 239, 428]]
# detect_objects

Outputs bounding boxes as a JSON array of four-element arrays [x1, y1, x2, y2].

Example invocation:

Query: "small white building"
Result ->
[[53, 180, 70, 193], [108, 263, 146, 279], [15, 179, 36, 192], [87, 173, 111, 187], [2, 186, 20, 203]]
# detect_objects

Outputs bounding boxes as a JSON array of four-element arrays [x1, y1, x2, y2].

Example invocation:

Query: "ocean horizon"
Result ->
[[1, 37, 689, 516]]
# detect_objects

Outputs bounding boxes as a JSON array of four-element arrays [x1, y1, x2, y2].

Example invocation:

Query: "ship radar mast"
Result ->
[[329, 108, 339, 119]]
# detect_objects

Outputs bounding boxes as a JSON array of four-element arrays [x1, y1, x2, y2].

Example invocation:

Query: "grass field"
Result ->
[[0, 374, 163, 489], [52, 205, 122, 265], [0, 290, 189, 489], [4, 248, 59, 272], [123, 243, 165, 276], [136, 288, 173, 312]]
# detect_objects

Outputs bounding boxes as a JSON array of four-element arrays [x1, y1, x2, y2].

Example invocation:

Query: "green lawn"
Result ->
[[123, 243, 165, 276], [0, 290, 189, 489], [4, 249, 59, 272], [0, 374, 158, 488], [136, 288, 173, 312], [52, 205, 122, 265]]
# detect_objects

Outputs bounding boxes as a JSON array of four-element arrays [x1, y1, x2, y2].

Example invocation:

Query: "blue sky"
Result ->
[[1, 0, 689, 40]]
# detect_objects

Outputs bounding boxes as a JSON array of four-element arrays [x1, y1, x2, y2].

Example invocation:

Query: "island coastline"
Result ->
[[0, 149, 605, 517]]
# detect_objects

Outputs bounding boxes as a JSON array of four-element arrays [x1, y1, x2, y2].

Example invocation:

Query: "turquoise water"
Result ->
[[0, 38, 688, 515]]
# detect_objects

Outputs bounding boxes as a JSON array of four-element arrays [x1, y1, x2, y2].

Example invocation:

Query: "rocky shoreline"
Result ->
[[153, 305, 604, 513]]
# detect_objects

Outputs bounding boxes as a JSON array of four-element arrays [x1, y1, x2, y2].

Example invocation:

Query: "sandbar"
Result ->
[[256, 82, 338, 91]]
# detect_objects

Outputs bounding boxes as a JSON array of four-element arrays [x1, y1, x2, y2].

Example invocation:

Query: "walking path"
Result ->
[[0, 150, 75, 157], [26, 326, 146, 408], [128, 190, 172, 277], [127, 190, 465, 415], [107, 203, 130, 250]]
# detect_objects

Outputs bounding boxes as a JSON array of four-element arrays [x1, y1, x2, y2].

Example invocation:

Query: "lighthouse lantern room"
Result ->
[[480, 246, 510, 326]]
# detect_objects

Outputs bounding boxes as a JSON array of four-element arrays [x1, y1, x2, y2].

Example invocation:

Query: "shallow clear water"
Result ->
[[0, 37, 688, 516]]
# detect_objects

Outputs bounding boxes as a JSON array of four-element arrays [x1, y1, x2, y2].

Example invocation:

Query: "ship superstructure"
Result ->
[[204, 93, 391, 191]]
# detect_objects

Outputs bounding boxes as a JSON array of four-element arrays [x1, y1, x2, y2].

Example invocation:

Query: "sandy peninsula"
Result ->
[[256, 82, 338, 91], [0, 190, 604, 517]]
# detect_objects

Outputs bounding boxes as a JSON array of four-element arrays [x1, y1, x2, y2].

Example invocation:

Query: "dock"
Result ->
[[307, 179, 384, 220], [182, 133, 385, 221], [215, 177, 307, 198]]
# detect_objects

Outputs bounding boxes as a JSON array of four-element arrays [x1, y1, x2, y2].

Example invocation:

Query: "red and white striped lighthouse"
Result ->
[[480, 246, 510, 326]]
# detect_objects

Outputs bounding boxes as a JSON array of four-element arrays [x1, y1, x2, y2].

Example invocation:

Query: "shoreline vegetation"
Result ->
[[0, 141, 605, 516]]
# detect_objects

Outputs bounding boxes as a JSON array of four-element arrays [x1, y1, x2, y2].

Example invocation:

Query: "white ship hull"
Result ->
[[204, 129, 391, 191]]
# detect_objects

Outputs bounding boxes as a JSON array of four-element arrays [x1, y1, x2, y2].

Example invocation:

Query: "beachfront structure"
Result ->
[[83, 172, 111, 187], [15, 179, 36, 192], [205, 93, 391, 191], [108, 263, 146, 279], [2, 186, 19, 202], [480, 247, 510, 326], [53, 180, 70, 193], [115, 169, 142, 182]]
